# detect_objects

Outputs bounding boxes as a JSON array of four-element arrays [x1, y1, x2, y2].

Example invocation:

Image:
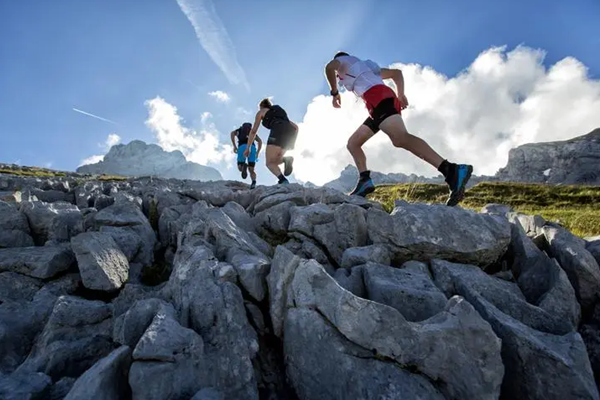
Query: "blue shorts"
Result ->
[[237, 144, 257, 165]]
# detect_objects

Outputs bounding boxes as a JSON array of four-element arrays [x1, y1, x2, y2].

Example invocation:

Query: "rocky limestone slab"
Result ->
[[0, 371, 52, 400], [285, 307, 446, 400], [0, 245, 74, 280], [0, 200, 34, 248], [289, 259, 504, 400], [16, 295, 114, 380], [469, 294, 599, 400], [0, 272, 42, 303], [113, 298, 176, 349], [20, 201, 80, 245], [71, 232, 130, 291], [340, 244, 391, 269], [64, 346, 132, 400], [363, 261, 447, 322], [543, 225, 600, 310], [267, 246, 302, 338], [431, 259, 575, 334], [333, 265, 366, 298], [367, 204, 511, 266]]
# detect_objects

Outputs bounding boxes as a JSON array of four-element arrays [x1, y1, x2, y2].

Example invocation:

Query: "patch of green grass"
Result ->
[[97, 174, 128, 181], [368, 182, 600, 237], [0, 168, 66, 178]]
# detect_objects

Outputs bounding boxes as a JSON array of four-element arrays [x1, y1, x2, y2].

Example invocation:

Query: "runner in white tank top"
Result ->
[[324, 51, 473, 206]]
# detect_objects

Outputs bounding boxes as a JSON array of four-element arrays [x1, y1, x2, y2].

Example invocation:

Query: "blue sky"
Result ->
[[1, 0, 599, 184]]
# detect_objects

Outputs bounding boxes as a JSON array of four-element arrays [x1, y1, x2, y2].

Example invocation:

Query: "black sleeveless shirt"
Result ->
[[262, 105, 289, 130], [236, 123, 252, 146]]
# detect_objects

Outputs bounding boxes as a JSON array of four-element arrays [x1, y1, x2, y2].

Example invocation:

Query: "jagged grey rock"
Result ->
[[0, 272, 42, 302], [0, 371, 52, 400], [367, 204, 511, 266], [49, 377, 76, 400], [0, 245, 74, 279], [94, 194, 115, 211], [254, 200, 294, 240], [267, 246, 302, 338], [312, 203, 368, 265], [481, 203, 514, 215], [289, 260, 504, 400], [71, 232, 129, 291], [20, 201, 80, 244], [333, 265, 365, 298], [363, 261, 447, 322], [0, 200, 34, 248], [191, 388, 225, 400], [95, 202, 156, 266], [64, 346, 132, 400], [340, 244, 391, 269], [514, 213, 547, 238], [160, 244, 259, 399], [17, 296, 113, 380], [157, 204, 192, 248], [587, 236, 600, 266], [431, 259, 574, 334], [537, 259, 581, 330], [285, 307, 446, 400], [288, 203, 334, 237], [113, 298, 176, 349], [543, 225, 600, 310], [111, 283, 161, 317], [222, 201, 256, 233], [468, 294, 599, 400]]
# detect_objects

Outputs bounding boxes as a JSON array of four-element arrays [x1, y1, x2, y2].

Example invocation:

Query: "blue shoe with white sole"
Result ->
[[446, 164, 473, 206], [349, 178, 375, 197]]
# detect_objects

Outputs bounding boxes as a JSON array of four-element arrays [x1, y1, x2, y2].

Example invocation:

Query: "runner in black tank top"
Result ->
[[244, 98, 299, 184], [231, 122, 262, 189]]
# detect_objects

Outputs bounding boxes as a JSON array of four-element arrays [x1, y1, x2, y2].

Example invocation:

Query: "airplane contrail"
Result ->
[[72, 108, 118, 125]]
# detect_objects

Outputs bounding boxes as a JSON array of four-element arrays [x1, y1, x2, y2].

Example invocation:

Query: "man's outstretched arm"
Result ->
[[230, 131, 238, 153], [380, 67, 405, 97]]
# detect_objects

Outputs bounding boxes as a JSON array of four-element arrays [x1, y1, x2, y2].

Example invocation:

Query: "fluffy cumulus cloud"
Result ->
[[144, 96, 234, 166], [208, 90, 231, 103], [79, 133, 122, 166], [292, 46, 600, 185]]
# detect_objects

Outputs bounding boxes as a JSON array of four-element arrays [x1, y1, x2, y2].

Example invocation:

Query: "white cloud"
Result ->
[[201, 111, 212, 123], [144, 96, 234, 165], [79, 155, 105, 166], [293, 46, 600, 185], [208, 90, 231, 103], [176, 0, 249, 90], [79, 133, 122, 167], [106, 133, 121, 148]]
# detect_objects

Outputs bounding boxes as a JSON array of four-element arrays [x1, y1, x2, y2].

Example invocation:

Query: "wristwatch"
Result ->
[[330, 89, 339, 96]]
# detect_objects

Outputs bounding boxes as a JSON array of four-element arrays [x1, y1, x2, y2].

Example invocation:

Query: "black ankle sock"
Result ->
[[359, 170, 371, 180], [277, 174, 287, 183], [438, 160, 456, 178]]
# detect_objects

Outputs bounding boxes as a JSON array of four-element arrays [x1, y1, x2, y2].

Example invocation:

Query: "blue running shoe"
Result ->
[[349, 178, 375, 197], [446, 164, 473, 206]]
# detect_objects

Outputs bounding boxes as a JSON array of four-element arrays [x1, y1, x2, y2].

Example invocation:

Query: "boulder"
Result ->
[[288, 259, 504, 400], [0, 246, 74, 279], [113, 298, 176, 349], [64, 346, 132, 400], [333, 266, 366, 298], [285, 307, 446, 400], [20, 201, 81, 245], [0, 272, 42, 303], [0, 371, 52, 400], [431, 259, 575, 334], [367, 204, 511, 266], [363, 261, 447, 322], [543, 225, 600, 310], [16, 296, 113, 380], [266, 246, 301, 338], [340, 244, 391, 269], [71, 232, 130, 291], [0, 200, 34, 248]]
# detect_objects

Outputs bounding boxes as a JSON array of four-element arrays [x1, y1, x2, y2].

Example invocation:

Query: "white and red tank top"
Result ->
[[336, 55, 384, 98]]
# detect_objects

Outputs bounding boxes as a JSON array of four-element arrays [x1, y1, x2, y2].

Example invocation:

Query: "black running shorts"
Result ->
[[363, 97, 402, 133], [267, 121, 297, 150]]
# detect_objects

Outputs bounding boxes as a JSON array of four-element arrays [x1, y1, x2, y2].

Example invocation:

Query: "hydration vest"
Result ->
[[262, 105, 289, 129], [336, 55, 383, 97], [236, 122, 252, 146]]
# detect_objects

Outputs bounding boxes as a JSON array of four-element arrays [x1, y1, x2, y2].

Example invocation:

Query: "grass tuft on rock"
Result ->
[[368, 182, 600, 237]]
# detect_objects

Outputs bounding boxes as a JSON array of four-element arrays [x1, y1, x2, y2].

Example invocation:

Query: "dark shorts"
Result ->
[[267, 121, 297, 150], [361, 84, 402, 133]]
